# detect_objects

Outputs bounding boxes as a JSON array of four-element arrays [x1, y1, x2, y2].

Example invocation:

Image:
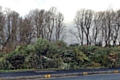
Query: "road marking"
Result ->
[[45, 74, 51, 78], [83, 72, 88, 75], [114, 70, 118, 73]]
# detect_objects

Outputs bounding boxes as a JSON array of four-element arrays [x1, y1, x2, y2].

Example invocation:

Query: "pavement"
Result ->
[[49, 73, 120, 80], [0, 67, 120, 79]]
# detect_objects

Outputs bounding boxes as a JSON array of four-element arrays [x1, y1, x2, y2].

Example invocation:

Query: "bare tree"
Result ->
[[30, 9, 46, 39], [28, 7, 66, 42], [69, 9, 85, 45], [114, 10, 120, 46], [101, 9, 115, 47], [83, 9, 94, 45], [71, 9, 94, 45], [2, 8, 14, 52], [54, 12, 65, 41], [0, 7, 6, 50], [10, 11, 19, 48], [18, 15, 34, 45], [92, 12, 103, 46], [45, 7, 57, 41]]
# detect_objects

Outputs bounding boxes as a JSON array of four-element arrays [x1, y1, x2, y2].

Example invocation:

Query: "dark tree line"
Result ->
[[71, 8, 120, 47], [0, 7, 65, 52]]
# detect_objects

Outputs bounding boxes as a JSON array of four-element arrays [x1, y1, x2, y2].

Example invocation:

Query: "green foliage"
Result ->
[[61, 62, 70, 69], [34, 38, 49, 53], [69, 43, 79, 47], [73, 47, 89, 62], [24, 52, 42, 69], [54, 40, 67, 47], [15, 46, 21, 52], [0, 56, 13, 70], [6, 52, 25, 69], [1, 38, 120, 70], [0, 52, 5, 58]]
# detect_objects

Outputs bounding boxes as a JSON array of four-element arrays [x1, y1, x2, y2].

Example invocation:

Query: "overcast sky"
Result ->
[[0, 0, 120, 43], [0, 0, 120, 24]]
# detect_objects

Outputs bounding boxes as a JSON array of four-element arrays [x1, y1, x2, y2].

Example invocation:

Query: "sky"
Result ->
[[0, 0, 120, 43], [0, 0, 120, 25]]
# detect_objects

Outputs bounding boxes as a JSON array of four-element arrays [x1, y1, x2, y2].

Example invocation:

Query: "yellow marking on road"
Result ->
[[44, 74, 51, 78], [114, 70, 118, 73], [83, 72, 88, 75]]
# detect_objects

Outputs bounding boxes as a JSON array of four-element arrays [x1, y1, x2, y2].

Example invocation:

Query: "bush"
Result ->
[[2, 38, 120, 70], [0, 56, 13, 70], [54, 40, 67, 48], [6, 52, 25, 69], [24, 52, 42, 69], [34, 38, 49, 55], [0, 52, 5, 58]]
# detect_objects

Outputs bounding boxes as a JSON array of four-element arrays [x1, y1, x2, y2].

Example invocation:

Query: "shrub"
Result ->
[[6, 53, 25, 69], [0, 56, 13, 70], [54, 40, 67, 48]]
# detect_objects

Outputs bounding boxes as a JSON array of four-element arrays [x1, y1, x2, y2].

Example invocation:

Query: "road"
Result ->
[[48, 73, 120, 80], [0, 67, 120, 79], [46, 74, 120, 80]]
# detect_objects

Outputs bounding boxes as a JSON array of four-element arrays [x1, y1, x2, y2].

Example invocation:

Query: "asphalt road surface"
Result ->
[[47, 73, 120, 80], [0, 68, 120, 78]]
